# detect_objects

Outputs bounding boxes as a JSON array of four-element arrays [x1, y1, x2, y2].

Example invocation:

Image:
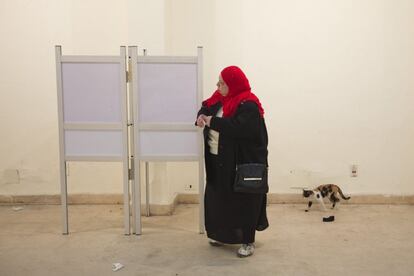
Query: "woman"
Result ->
[[196, 66, 269, 257]]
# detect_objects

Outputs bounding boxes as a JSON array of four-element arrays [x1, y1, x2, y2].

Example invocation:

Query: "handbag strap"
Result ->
[[235, 141, 269, 168]]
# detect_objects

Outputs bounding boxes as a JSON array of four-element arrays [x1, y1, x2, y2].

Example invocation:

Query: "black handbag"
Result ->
[[234, 163, 269, 194]]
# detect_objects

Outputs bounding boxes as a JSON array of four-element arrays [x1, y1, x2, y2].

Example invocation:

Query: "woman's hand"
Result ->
[[196, 115, 212, 128], [196, 115, 206, 128]]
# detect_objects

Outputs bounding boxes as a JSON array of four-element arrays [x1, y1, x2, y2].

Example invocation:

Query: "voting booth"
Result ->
[[55, 46, 204, 235]]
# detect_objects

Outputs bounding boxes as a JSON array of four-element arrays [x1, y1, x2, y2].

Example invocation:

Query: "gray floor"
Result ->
[[1, 203, 413, 276]]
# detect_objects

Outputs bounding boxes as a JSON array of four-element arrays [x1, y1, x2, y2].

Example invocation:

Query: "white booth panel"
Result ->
[[65, 130, 123, 156], [137, 63, 198, 123], [62, 63, 122, 123], [139, 131, 198, 156]]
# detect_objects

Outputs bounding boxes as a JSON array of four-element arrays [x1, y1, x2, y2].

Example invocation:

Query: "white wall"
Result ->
[[0, 0, 166, 200], [0, 0, 71, 195], [167, 0, 414, 196], [0, 0, 413, 202], [251, 0, 414, 194]]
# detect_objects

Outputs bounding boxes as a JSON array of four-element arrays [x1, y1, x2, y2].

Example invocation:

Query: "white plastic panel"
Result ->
[[65, 130, 123, 156], [62, 63, 122, 123], [137, 63, 197, 123], [139, 131, 198, 156]]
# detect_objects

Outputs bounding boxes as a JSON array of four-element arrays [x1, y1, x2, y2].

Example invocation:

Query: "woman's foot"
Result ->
[[237, 243, 255, 257], [208, 239, 224, 246]]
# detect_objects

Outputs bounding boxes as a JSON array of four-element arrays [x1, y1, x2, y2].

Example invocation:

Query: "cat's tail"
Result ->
[[338, 187, 351, 200]]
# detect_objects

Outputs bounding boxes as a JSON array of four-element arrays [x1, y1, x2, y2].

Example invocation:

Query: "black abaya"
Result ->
[[198, 101, 269, 244]]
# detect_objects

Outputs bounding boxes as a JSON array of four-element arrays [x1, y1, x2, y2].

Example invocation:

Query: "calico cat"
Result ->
[[303, 184, 350, 212]]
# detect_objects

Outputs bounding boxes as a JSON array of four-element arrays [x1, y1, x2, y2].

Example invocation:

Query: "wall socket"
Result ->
[[184, 184, 194, 191], [351, 164, 358, 177]]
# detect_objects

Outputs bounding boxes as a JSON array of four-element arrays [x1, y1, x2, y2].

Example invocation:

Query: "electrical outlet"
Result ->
[[184, 184, 194, 191], [351, 164, 358, 177]]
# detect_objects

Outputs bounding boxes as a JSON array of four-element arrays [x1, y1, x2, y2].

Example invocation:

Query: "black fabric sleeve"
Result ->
[[209, 101, 260, 139], [197, 105, 211, 117]]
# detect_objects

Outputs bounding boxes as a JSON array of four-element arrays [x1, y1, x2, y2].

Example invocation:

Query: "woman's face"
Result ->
[[217, 75, 229, 96]]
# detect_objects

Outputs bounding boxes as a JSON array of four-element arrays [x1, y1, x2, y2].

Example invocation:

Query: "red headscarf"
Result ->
[[203, 66, 264, 118]]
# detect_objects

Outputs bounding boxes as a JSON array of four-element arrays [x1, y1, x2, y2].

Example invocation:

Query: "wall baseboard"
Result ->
[[266, 194, 413, 205], [1, 193, 413, 216], [0, 194, 177, 216], [177, 194, 414, 205]]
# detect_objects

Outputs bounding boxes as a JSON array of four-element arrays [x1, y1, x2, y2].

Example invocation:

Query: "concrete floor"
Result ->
[[0, 204, 413, 276]]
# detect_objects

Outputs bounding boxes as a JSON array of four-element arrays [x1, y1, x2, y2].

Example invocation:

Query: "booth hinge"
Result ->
[[125, 71, 131, 82], [128, 157, 134, 180], [128, 167, 134, 180]]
